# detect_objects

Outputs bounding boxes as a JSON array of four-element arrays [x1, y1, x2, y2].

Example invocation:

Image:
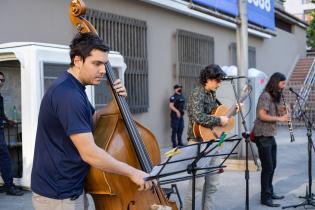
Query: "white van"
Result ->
[[0, 42, 126, 188]]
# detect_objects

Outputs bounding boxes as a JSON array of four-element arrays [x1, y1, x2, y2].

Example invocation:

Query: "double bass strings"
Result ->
[[104, 62, 153, 171]]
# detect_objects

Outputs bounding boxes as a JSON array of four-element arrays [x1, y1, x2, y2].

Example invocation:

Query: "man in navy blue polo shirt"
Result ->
[[31, 33, 152, 210]]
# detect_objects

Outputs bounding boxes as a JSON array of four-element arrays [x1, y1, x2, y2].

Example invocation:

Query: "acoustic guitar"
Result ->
[[193, 84, 252, 141]]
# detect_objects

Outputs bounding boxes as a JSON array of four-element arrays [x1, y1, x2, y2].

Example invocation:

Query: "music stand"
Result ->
[[282, 90, 315, 209], [146, 136, 242, 210], [228, 78, 259, 210]]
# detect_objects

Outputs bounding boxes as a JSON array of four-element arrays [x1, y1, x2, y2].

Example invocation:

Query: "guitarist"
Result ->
[[183, 64, 229, 210]]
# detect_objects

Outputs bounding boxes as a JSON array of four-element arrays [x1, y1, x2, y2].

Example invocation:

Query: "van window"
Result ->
[[43, 63, 68, 93]]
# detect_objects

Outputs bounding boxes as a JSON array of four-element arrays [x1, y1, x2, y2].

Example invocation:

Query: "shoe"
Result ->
[[272, 194, 285, 199], [261, 199, 280, 207], [6, 185, 24, 196]]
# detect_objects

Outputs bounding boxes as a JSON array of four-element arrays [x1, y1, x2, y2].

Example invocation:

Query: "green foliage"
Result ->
[[307, 11, 315, 48]]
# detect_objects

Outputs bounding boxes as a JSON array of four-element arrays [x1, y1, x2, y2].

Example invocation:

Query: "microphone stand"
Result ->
[[229, 78, 258, 210], [282, 90, 315, 209], [289, 88, 315, 151]]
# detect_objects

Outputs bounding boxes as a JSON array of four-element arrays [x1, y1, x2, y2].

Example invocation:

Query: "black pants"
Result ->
[[255, 136, 277, 201], [0, 129, 13, 187], [170, 116, 184, 147]]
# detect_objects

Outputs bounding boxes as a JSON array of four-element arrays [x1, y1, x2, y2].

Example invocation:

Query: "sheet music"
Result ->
[[149, 140, 236, 181], [151, 143, 211, 176]]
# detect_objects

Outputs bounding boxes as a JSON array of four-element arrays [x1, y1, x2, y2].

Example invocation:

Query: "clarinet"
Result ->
[[282, 94, 295, 142]]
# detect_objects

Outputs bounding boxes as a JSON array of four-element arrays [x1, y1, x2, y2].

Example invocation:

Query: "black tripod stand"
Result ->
[[186, 137, 243, 210], [229, 78, 258, 210], [282, 90, 315, 209], [188, 141, 218, 210], [146, 137, 241, 210]]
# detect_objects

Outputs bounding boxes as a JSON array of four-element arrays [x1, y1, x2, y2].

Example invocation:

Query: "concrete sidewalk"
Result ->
[[0, 127, 314, 210]]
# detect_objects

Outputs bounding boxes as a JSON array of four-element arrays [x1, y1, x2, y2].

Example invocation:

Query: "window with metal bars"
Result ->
[[176, 29, 214, 96], [229, 43, 256, 68], [86, 9, 149, 113]]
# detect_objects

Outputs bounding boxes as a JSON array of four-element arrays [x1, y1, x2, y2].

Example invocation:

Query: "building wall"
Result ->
[[284, 0, 315, 21], [0, 0, 307, 147], [0, 0, 74, 45], [284, 0, 304, 19], [253, 25, 307, 76]]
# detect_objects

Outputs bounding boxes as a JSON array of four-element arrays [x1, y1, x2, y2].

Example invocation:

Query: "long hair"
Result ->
[[264, 72, 286, 103]]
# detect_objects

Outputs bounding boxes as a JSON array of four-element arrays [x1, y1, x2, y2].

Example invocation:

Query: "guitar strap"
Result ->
[[210, 90, 221, 106], [205, 93, 221, 140], [216, 99, 222, 106], [212, 98, 222, 139]]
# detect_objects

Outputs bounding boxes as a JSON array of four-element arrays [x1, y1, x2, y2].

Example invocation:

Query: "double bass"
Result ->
[[69, 1, 178, 209]]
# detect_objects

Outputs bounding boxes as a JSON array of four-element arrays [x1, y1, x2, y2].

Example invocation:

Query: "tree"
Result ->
[[307, 11, 315, 49]]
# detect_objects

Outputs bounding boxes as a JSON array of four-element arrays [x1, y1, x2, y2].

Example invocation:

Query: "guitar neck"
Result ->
[[226, 105, 237, 118], [226, 93, 249, 118]]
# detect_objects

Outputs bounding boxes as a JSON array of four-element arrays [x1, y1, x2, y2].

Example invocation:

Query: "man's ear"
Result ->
[[73, 56, 83, 69]]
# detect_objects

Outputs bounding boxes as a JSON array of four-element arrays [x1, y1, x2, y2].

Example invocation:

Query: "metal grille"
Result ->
[[229, 43, 256, 68], [86, 9, 149, 113], [296, 59, 315, 113], [248, 46, 256, 68], [176, 29, 214, 96], [94, 68, 120, 110], [282, 82, 315, 127]]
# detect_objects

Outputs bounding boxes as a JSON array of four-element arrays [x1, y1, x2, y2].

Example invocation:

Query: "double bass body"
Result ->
[[84, 102, 175, 210]]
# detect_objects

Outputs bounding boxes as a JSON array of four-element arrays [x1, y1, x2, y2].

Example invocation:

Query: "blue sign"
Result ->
[[247, 0, 275, 30], [192, 0, 275, 30], [193, 0, 239, 16]]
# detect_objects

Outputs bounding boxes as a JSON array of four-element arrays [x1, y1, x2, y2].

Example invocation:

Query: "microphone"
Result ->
[[222, 76, 248, 80], [288, 87, 305, 100]]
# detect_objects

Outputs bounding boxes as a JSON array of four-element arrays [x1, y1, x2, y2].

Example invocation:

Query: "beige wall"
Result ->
[[253, 25, 306, 76], [0, 0, 75, 44], [0, 0, 307, 147]]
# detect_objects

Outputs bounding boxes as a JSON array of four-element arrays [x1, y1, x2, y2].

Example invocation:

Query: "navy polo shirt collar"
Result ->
[[66, 71, 86, 91]]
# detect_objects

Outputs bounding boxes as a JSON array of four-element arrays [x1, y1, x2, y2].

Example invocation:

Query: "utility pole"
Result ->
[[237, 0, 249, 158]]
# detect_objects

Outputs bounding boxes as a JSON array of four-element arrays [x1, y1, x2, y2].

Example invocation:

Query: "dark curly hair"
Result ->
[[199, 64, 226, 85], [264, 72, 286, 103], [69, 32, 110, 67]]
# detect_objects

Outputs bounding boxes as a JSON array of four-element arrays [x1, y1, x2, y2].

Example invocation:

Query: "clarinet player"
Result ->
[[252, 72, 288, 207]]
